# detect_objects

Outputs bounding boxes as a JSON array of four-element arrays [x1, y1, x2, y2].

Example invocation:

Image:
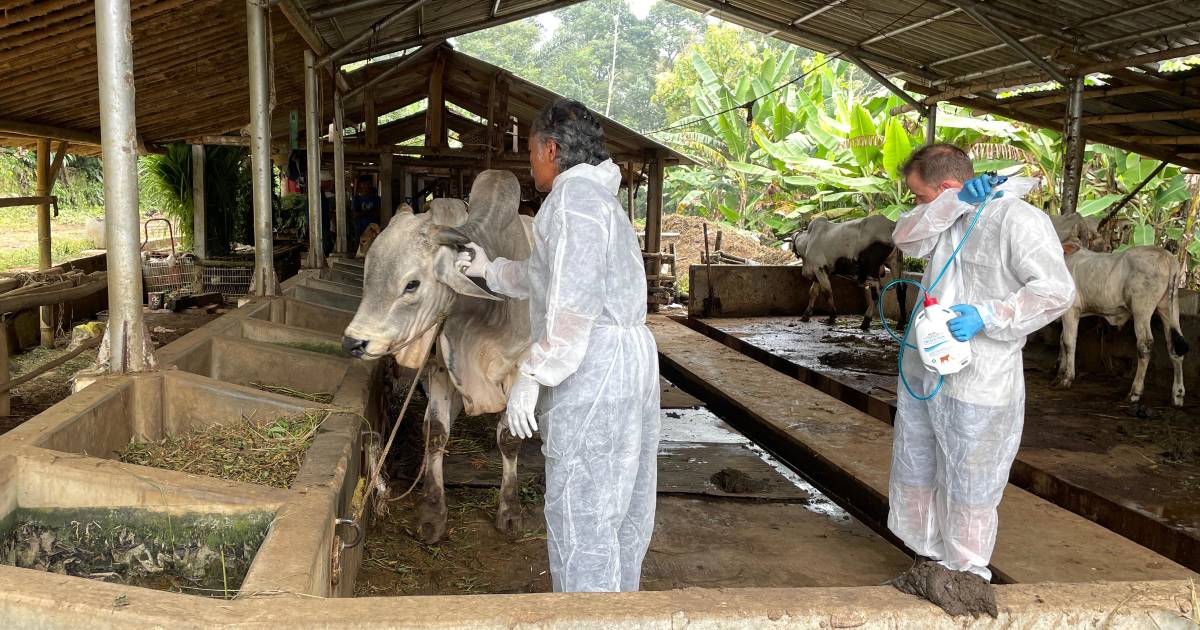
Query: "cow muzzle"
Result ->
[[342, 336, 369, 358]]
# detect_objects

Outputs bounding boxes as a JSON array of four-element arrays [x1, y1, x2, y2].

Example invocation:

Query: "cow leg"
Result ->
[[416, 358, 461, 545], [816, 269, 837, 326], [1128, 309, 1156, 404], [800, 278, 819, 323], [1157, 301, 1188, 407], [861, 278, 880, 331], [1052, 310, 1080, 389], [495, 420, 524, 536]]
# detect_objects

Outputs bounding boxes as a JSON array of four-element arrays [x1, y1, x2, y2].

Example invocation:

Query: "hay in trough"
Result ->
[[249, 382, 335, 403], [120, 409, 330, 488]]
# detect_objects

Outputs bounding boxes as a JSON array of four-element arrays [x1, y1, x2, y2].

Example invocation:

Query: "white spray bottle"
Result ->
[[911, 295, 972, 375]]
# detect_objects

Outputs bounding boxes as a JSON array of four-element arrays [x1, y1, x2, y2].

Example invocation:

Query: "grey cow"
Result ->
[[342, 170, 533, 544], [791, 215, 909, 331], [1054, 239, 1189, 407]]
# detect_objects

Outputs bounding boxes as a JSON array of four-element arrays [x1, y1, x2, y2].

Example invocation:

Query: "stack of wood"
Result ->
[[700, 230, 761, 265]]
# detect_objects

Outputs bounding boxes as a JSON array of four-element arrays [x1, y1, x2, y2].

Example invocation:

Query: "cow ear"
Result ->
[[432, 226, 469, 247], [433, 248, 501, 301], [1062, 240, 1080, 255]]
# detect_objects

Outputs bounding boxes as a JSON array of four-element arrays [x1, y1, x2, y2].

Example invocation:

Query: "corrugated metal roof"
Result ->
[[1, 1, 1197, 169]]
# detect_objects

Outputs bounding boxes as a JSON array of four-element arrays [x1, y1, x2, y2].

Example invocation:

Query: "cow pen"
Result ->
[[2, 0, 1200, 627]]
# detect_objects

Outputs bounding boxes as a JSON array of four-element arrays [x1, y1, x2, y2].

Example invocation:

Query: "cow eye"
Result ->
[[404, 280, 420, 294]]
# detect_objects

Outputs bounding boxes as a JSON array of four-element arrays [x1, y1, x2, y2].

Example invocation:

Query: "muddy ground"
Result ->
[[1, 306, 224, 435], [355, 387, 911, 596], [707, 315, 1200, 564]]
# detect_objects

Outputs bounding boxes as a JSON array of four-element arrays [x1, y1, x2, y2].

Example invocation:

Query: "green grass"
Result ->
[[0, 238, 95, 272]]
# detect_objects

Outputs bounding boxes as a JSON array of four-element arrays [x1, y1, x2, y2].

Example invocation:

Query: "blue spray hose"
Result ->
[[878, 182, 1005, 401]]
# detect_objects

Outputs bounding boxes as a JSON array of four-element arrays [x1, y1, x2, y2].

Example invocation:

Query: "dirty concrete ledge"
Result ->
[[0, 569, 1191, 629]]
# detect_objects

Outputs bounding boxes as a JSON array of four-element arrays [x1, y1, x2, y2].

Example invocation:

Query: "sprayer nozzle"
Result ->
[[923, 295, 939, 307]]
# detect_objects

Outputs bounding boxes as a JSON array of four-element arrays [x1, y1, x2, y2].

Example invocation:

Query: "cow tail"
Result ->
[[1169, 261, 1189, 357]]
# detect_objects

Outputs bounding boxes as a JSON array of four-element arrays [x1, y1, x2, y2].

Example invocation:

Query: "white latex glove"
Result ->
[[505, 373, 539, 439], [456, 242, 491, 278]]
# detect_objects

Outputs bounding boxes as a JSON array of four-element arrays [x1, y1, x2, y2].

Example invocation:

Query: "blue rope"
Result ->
[[877, 187, 1003, 401]]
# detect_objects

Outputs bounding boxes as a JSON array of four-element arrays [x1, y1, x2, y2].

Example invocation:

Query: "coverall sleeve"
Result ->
[[519, 185, 610, 388], [893, 189, 972, 258], [979, 210, 1076, 342], [485, 257, 531, 300]]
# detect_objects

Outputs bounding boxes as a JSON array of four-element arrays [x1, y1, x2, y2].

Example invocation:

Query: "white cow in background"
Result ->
[[1054, 239, 1189, 407], [790, 215, 909, 331]]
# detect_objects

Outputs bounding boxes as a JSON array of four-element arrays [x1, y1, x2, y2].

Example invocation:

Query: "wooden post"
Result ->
[[403, 167, 414, 209], [427, 52, 447, 148], [36, 137, 53, 347], [334, 90, 349, 254], [1061, 76, 1086, 214], [0, 317, 9, 416], [380, 152, 393, 227], [626, 161, 636, 223], [493, 77, 510, 157], [365, 87, 378, 147], [191, 144, 207, 258], [644, 149, 664, 257], [924, 104, 937, 146]]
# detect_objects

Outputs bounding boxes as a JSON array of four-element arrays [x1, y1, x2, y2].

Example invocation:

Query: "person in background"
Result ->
[[457, 98, 660, 593], [887, 143, 1075, 617], [352, 175, 382, 243]]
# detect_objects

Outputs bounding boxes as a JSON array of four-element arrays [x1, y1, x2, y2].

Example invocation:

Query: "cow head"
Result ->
[[341, 199, 499, 365], [356, 222, 383, 258]]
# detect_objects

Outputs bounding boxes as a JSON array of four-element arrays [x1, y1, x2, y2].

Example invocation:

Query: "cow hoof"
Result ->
[[495, 506, 523, 537], [417, 500, 448, 545], [1051, 377, 1073, 389], [1173, 398, 1185, 408], [800, 315, 812, 323], [825, 318, 838, 327], [859, 320, 872, 332]]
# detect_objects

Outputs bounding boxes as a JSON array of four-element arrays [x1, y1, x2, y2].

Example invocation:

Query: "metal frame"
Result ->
[[950, 0, 1069, 85], [248, 0, 277, 295], [305, 49, 326, 270], [316, 0, 430, 67]]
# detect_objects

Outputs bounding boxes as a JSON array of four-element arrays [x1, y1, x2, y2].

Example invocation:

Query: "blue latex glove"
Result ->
[[948, 304, 985, 341], [957, 175, 1003, 205]]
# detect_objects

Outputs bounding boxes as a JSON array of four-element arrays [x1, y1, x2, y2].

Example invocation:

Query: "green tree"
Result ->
[[453, 19, 546, 84]]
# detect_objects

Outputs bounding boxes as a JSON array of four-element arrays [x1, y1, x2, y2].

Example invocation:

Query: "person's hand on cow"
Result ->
[[948, 304, 986, 341], [957, 175, 1003, 205], [506, 373, 539, 439], [456, 242, 491, 278]]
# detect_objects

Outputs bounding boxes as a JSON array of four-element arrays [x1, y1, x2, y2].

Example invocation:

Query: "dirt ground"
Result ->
[[355, 380, 911, 596], [707, 315, 1200, 567], [1, 306, 224, 434], [663, 215, 795, 274]]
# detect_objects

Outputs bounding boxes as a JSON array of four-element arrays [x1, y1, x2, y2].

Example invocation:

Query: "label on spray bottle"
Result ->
[[914, 298, 972, 375]]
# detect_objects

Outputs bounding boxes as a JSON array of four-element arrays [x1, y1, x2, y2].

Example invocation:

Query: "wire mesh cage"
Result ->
[[140, 218, 202, 298], [199, 261, 254, 298]]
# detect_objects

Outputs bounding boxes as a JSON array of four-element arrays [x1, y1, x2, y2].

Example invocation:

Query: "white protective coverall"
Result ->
[[485, 159, 660, 592], [890, 181, 1075, 580]]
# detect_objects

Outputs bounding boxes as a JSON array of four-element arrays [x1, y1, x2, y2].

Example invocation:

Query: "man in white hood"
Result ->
[[888, 144, 1075, 616], [459, 99, 660, 592]]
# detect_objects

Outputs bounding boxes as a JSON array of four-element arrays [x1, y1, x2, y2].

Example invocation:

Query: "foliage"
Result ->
[[277, 193, 308, 233], [0, 238, 92, 271], [141, 144, 195, 249]]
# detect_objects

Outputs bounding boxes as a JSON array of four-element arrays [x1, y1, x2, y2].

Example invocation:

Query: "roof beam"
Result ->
[[1082, 108, 1200, 126], [316, 0, 430, 67], [310, 0, 401, 20], [343, 0, 587, 63], [344, 40, 443, 100], [792, 0, 848, 25], [947, 0, 1068, 84], [675, 0, 938, 80], [860, 8, 961, 47], [0, 118, 100, 145], [852, 58, 927, 115], [278, 0, 352, 92], [924, 0, 1188, 71]]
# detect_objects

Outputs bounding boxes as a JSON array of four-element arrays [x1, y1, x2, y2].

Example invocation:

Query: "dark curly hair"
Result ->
[[530, 98, 610, 171]]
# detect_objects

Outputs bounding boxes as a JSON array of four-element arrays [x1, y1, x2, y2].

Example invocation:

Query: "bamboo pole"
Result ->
[[1122, 136, 1200, 146], [304, 49, 326, 269], [333, 91, 349, 255], [36, 137, 53, 347], [1081, 108, 1200, 126]]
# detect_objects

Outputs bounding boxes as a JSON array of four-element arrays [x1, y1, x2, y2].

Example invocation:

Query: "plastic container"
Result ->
[[913, 296, 972, 375]]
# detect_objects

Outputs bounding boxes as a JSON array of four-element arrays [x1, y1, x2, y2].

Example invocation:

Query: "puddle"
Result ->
[[0, 507, 272, 598], [659, 405, 850, 522]]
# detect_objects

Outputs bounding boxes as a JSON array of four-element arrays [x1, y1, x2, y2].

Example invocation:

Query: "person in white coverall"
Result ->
[[458, 98, 660, 593], [890, 144, 1075, 588]]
